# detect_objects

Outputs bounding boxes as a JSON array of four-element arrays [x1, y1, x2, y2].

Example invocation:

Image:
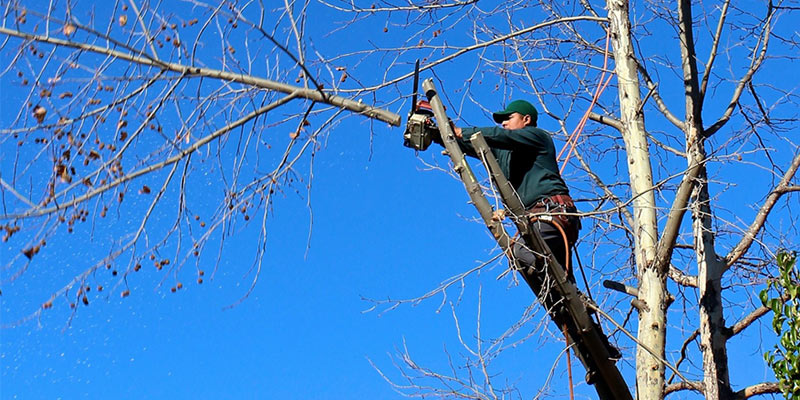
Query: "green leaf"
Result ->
[[760, 288, 770, 305]]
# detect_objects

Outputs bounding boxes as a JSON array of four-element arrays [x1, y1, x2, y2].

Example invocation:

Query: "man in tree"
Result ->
[[444, 100, 621, 362], [450, 100, 580, 275]]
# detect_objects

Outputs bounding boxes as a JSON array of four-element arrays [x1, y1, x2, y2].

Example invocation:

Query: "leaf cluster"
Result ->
[[761, 252, 800, 399]]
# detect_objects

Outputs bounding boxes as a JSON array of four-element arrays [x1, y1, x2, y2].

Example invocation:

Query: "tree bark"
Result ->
[[693, 163, 732, 400], [606, 1, 665, 399]]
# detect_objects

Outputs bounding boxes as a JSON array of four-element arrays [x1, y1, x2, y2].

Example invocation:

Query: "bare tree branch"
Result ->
[[669, 266, 698, 287], [347, 15, 609, 92], [588, 111, 622, 131], [0, 26, 401, 126], [733, 382, 781, 399], [318, 0, 479, 13], [636, 66, 685, 131], [726, 306, 769, 338], [3, 92, 300, 220], [703, 4, 774, 137], [699, 0, 731, 101], [665, 381, 704, 396], [726, 151, 800, 269]]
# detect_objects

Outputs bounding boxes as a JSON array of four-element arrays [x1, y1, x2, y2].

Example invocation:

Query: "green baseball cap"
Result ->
[[492, 100, 538, 126]]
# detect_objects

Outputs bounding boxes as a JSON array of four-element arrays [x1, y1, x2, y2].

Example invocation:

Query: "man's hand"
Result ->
[[453, 125, 462, 138]]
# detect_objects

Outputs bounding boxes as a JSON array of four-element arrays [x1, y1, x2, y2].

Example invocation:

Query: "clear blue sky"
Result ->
[[1, 119, 562, 399], [2, 1, 798, 399]]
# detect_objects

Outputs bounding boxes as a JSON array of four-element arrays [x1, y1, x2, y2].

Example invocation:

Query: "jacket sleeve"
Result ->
[[431, 128, 479, 158], [461, 126, 549, 151]]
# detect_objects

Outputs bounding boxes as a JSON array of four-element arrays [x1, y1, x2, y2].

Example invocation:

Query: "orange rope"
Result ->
[[531, 217, 572, 275], [563, 323, 575, 400], [554, 221, 574, 400], [558, 30, 613, 174]]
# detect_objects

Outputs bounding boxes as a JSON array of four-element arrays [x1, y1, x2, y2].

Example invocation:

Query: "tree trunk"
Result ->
[[693, 163, 733, 400], [607, 1, 666, 399], [677, 1, 733, 397]]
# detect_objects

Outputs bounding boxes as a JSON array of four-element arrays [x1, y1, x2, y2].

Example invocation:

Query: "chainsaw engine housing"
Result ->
[[404, 113, 436, 151], [403, 100, 438, 151]]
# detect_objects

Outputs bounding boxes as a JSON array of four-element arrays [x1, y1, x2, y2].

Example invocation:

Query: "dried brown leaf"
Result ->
[[22, 245, 40, 259], [33, 105, 46, 123]]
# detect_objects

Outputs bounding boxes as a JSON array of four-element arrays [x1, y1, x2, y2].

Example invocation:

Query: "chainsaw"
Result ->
[[403, 60, 439, 151]]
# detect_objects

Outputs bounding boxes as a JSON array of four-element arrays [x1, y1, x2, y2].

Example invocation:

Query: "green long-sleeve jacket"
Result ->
[[455, 126, 569, 209]]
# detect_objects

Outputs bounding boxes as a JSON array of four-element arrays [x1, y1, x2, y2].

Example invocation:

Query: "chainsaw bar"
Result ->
[[411, 59, 420, 114]]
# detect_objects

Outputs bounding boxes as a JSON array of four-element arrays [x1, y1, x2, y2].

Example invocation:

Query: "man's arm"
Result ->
[[460, 126, 549, 151], [433, 126, 479, 157]]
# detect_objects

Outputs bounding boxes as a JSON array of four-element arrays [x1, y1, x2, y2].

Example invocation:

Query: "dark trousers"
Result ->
[[510, 213, 620, 362], [511, 214, 579, 324], [512, 215, 578, 278]]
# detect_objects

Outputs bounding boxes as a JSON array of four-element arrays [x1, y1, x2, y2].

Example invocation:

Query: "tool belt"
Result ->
[[528, 194, 581, 244], [533, 194, 575, 209]]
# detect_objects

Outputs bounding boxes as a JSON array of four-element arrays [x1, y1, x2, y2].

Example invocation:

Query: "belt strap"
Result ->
[[531, 194, 575, 210]]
